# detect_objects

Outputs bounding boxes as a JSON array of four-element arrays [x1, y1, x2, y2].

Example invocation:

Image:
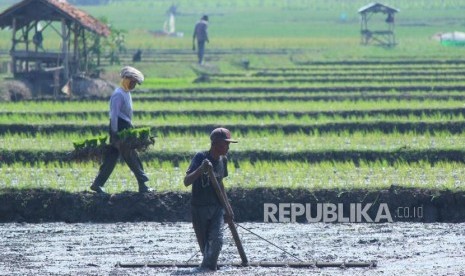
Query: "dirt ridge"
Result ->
[[1, 187, 464, 223]]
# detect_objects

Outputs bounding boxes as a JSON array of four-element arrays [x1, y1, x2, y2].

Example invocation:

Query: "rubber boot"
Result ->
[[138, 182, 153, 193]]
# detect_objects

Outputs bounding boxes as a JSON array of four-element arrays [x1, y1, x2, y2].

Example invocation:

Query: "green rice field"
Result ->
[[1, 0, 465, 193], [2, 58, 465, 193]]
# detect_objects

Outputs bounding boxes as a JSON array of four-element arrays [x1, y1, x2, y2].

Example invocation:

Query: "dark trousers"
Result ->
[[92, 118, 149, 187], [197, 40, 206, 64], [191, 205, 224, 270]]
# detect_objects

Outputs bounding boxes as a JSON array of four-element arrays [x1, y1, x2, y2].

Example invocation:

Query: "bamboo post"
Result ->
[[11, 17, 17, 75], [61, 18, 69, 82], [117, 261, 377, 268], [73, 24, 79, 73], [207, 166, 249, 266], [25, 23, 29, 72]]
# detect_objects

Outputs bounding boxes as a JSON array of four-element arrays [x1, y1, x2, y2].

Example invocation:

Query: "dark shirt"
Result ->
[[186, 151, 228, 206], [33, 31, 43, 47], [193, 20, 209, 42]]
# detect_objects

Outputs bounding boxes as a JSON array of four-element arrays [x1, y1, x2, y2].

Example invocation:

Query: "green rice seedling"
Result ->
[[138, 127, 151, 139], [1, 160, 465, 193], [98, 135, 108, 145], [116, 127, 155, 151], [5, 129, 465, 154], [85, 138, 99, 148], [73, 140, 86, 150], [1, 110, 465, 127], [1, 98, 464, 113]]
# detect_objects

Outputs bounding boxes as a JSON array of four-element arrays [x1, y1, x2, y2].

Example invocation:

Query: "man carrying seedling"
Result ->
[[184, 127, 237, 271], [90, 66, 153, 194], [192, 15, 209, 65]]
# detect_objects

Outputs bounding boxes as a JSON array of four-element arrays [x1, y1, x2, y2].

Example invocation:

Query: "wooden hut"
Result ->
[[358, 3, 399, 47], [0, 0, 110, 95]]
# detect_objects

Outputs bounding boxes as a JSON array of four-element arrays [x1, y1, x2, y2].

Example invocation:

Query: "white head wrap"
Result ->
[[120, 66, 144, 84]]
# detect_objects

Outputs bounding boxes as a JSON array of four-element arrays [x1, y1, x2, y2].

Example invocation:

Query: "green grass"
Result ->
[[1, 0, 465, 193], [0, 111, 463, 126], [230, 160, 465, 191], [143, 78, 193, 88], [138, 80, 465, 90], [0, 99, 463, 113], [1, 0, 465, 60], [1, 160, 464, 193], [204, 75, 465, 84], [1, 131, 464, 153], [132, 90, 465, 99]]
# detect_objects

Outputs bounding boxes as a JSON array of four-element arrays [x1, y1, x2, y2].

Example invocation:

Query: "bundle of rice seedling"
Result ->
[[69, 128, 155, 162]]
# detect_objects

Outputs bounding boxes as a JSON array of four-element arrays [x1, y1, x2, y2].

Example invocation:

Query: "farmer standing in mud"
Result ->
[[192, 15, 209, 65], [90, 66, 153, 194], [184, 127, 237, 271]]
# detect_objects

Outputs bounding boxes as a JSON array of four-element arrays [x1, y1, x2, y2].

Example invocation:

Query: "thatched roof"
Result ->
[[358, 3, 399, 14], [0, 0, 110, 36]]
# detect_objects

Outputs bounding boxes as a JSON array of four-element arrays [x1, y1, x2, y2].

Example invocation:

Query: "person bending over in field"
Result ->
[[183, 128, 237, 271], [90, 66, 153, 194]]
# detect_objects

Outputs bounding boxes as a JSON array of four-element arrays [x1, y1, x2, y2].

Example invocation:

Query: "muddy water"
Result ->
[[0, 222, 464, 275]]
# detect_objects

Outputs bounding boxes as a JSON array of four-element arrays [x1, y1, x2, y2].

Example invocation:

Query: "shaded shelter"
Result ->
[[0, 0, 110, 96], [358, 3, 399, 47]]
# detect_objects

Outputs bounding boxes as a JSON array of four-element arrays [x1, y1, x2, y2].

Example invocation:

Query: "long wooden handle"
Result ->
[[227, 220, 249, 266], [208, 167, 249, 266]]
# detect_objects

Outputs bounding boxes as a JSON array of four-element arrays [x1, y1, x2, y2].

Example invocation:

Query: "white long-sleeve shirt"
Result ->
[[109, 87, 133, 133]]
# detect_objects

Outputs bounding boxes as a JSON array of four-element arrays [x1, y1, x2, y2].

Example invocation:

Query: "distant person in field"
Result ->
[[132, 49, 142, 62], [192, 15, 209, 65], [90, 66, 153, 194], [184, 128, 237, 271], [33, 30, 44, 51]]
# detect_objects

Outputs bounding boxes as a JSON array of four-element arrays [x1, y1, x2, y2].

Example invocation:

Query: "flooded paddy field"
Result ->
[[1, 222, 464, 275]]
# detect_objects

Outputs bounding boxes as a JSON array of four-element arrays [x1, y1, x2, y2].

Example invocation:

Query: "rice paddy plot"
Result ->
[[1, 160, 464, 193], [132, 91, 465, 103], [1, 109, 464, 125], [0, 99, 463, 113], [2, 131, 465, 152], [203, 74, 465, 85], [2, 56, 465, 192]]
